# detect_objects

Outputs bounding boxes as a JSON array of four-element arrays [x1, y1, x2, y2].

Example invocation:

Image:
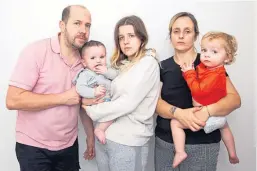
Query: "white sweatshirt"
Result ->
[[86, 55, 160, 146]]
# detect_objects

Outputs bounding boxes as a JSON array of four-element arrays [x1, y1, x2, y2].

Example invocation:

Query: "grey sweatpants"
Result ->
[[95, 138, 154, 171], [155, 137, 220, 171]]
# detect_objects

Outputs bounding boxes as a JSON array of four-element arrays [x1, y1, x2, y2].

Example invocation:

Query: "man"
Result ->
[[6, 5, 96, 171]]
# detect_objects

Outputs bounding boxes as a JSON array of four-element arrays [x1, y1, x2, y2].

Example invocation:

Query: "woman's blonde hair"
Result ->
[[111, 15, 149, 69], [202, 31, 238, 64]]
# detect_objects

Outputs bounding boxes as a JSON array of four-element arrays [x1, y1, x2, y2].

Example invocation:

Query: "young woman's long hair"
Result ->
[[111, 15, 149, 70]]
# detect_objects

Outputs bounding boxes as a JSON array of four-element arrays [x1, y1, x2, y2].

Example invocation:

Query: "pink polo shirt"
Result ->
[[9, 35, 83, 151]]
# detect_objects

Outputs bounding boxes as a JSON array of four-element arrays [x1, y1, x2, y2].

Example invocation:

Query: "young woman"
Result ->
[[83, 15, 160, 171]]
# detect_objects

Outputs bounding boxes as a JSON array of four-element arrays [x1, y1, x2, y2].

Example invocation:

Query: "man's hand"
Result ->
[[60, 87, 80, 105], [83, 137, 95, 160]]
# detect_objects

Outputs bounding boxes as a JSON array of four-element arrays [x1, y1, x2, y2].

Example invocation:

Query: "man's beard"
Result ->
[[64, 29, 86, 50]]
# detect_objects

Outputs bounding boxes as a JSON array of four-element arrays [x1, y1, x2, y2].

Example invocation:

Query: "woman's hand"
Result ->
[[194, 106, 210, 122], [81, 96, 104, 111], [175, 107, 206, 132]]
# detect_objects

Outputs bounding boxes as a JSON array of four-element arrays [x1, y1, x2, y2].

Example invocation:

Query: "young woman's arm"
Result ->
[[83, 57, 159, 122]]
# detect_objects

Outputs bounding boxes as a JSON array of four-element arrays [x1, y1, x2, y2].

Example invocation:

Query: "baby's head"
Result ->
[[80, 40, 107, 71], [200, 31, 238, 68]]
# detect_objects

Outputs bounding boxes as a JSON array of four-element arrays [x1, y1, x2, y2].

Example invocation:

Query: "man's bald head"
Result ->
[[62, 5, 90, 24]]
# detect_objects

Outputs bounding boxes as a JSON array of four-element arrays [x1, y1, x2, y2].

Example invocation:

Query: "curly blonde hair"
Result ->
[[202, 31, 238, 65]]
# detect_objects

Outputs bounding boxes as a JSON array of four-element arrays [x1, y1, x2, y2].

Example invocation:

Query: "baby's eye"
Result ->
[[201, 49, 206, 52]]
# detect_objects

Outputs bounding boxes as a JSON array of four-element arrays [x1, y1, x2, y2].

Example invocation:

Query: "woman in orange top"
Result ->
[[171, 31, 239, 168]]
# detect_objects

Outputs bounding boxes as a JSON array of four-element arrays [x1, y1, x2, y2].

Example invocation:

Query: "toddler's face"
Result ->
[[82, 46, 107, 71], [200, 38, 229, 68]]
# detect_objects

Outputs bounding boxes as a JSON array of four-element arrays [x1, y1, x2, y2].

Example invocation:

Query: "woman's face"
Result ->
[[170, 16, 196, 52], [118, 25, 142, 59]]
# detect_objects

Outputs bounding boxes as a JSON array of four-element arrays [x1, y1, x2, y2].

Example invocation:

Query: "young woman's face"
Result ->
[[118, 25, 142, 59], [170, 16, 196, 52]]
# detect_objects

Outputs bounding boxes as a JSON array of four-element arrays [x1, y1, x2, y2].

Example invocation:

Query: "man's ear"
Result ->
[[59, 21, 65, 33]]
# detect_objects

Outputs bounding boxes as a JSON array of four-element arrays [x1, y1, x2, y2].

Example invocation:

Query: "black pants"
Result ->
[[16, 139, 80, 171]]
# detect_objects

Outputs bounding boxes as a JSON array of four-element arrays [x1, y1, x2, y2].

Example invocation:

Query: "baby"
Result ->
[[73, 40, 118, 144]]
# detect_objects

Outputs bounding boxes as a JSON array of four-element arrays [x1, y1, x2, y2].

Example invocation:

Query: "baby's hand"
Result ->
[[180, 62, 194, 72], [95, 65, 107, 75], [94, 85, 106, 97]]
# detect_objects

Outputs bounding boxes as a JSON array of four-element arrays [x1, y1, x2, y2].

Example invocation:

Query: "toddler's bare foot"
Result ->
[[173, 152, 187, 168]]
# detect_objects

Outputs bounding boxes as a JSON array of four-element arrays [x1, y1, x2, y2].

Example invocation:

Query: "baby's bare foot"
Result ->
[[94, 128, 106, 144]]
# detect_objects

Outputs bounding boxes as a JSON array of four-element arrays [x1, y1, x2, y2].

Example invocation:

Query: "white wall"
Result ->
[[254, 3, 257, 169], [0, 1, 255, 171]]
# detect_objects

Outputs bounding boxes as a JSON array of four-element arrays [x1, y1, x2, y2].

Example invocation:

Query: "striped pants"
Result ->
[[155, 137, 220, 171]]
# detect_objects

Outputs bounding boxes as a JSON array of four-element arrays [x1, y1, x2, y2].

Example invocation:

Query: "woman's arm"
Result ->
[[194, 77, 241, 121], [155, 84, 205, 131], [84, 57, 160, 122], [207, 77, 241, 116]]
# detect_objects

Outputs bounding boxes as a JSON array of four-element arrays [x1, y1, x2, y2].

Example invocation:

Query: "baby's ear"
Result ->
[[224, 58, 231, 65]]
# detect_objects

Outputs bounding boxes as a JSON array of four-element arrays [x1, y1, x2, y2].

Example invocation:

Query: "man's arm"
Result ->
[[6, 86, 80, 111], [79, 108, 94, 138]]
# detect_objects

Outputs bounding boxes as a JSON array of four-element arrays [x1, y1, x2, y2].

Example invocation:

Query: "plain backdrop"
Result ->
[[0, 1, 256, 171]]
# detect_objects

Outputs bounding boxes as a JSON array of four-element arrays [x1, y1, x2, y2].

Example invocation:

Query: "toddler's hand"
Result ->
[[180, 62, 194, 72]]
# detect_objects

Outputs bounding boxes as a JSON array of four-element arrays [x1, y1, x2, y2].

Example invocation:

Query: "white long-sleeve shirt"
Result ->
[[86, 55, 160, 146]]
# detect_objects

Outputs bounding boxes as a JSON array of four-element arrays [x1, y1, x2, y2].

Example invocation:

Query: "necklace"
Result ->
[[174, 52, 197, 66]]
